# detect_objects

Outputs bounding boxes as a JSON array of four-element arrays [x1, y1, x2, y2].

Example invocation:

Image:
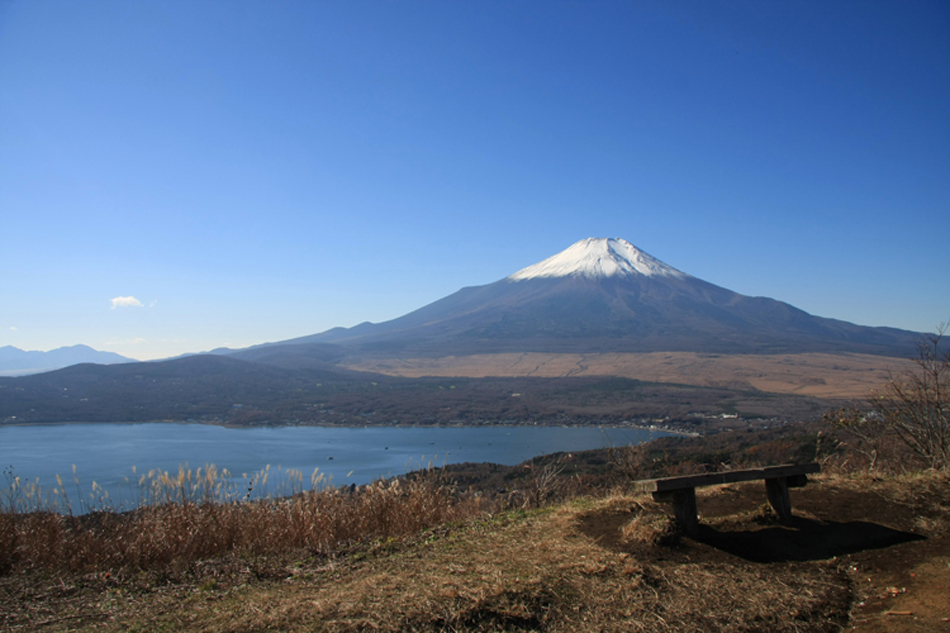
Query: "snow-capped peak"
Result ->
[[507, 238, 687, 281]]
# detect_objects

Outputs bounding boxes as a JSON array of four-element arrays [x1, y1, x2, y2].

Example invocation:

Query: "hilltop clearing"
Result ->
[[2, 472, 947, 632]]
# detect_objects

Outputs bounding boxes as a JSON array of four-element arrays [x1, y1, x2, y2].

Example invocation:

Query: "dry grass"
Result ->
[[821, 469, 950, 536], [0, 465, 491, 577], [38, 496, 846, 632], [621, 504, 679, 546], [343, 351, 910, 398], [6, 472, 950, 632]]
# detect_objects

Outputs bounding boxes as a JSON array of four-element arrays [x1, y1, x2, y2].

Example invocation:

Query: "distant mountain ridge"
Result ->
[[258, 238, 919, 358], [0, 352, 833, 425], [0, 344, 134, 375]]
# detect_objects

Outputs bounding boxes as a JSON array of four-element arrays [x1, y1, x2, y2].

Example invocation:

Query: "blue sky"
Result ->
[[1, 1, 948, 360]]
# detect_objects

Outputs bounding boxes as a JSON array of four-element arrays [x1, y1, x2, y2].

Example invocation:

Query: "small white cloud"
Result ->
[[110, 296, 144, 309], [8, 326, 16, 331], [148, 300, 158, 308]]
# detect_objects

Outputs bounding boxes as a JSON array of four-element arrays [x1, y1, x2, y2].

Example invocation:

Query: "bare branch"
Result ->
[[826, 323, 949, 472]]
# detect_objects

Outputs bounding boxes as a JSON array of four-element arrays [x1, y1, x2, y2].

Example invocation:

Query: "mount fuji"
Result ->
[[240, 237, 918, 360], [2, 239, 924, 425]]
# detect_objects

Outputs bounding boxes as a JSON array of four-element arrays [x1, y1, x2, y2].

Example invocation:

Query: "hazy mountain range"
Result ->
[[0, 344, 133, 376]]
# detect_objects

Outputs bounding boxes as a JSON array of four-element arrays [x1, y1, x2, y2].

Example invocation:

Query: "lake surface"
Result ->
[[0, 423, 667, 511]]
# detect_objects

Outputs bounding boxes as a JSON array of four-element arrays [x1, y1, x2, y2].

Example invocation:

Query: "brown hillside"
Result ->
[[344, 351, 911, 398], [4, 473, 947, 632]]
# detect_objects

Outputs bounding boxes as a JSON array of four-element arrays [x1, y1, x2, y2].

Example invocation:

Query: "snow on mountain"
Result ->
[[507, 237, 687, 281], [243, 235, 920, 358]]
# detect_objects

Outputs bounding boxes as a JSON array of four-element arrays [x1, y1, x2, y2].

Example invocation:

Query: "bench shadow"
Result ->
[[696, 517, 925, 563]]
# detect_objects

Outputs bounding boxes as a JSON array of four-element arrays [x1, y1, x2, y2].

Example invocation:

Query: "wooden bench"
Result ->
[[633, 463, 820, 537]]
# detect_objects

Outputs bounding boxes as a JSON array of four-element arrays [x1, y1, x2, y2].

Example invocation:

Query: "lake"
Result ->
[[0, 423, 667, 511]]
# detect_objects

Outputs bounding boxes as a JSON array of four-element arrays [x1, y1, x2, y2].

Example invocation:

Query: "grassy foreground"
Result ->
[[2, 463, 949, 632]]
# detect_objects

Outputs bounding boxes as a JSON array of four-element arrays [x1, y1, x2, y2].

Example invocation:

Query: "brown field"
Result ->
[[344, 352, 912, 399]]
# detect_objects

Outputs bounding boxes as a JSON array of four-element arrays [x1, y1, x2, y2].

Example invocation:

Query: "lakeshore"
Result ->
[[0, 422, 671, 511]]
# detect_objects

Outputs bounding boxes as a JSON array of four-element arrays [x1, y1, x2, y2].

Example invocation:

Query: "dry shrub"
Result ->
[[609, 441, 725, 487], [0, 471, 491, 577], [823, 325, 950, 473], [503, 455, 585, 509], [821, 408, 927, 475], [608, 443, 650, 481]]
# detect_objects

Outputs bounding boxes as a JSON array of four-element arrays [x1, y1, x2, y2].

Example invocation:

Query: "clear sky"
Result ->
[[2, 1, 948, 360]]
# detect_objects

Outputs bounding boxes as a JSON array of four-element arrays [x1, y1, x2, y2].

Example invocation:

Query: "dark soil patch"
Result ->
[[575, 474, 950, 632], [697, 519, 923, 563]]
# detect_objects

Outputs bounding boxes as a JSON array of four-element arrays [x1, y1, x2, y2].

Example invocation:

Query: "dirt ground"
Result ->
[[577, 473, 950, 633], [1, 473, 947, 632]]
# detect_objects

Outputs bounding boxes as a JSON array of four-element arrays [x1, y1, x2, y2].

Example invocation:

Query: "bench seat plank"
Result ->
[[633, 463, 820, 494]]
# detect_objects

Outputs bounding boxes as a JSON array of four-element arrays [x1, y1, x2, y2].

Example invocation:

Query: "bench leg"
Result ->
[[765, 477, 793, 524], [674, 488, 699, 537], [653, 488, 699, 537]]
